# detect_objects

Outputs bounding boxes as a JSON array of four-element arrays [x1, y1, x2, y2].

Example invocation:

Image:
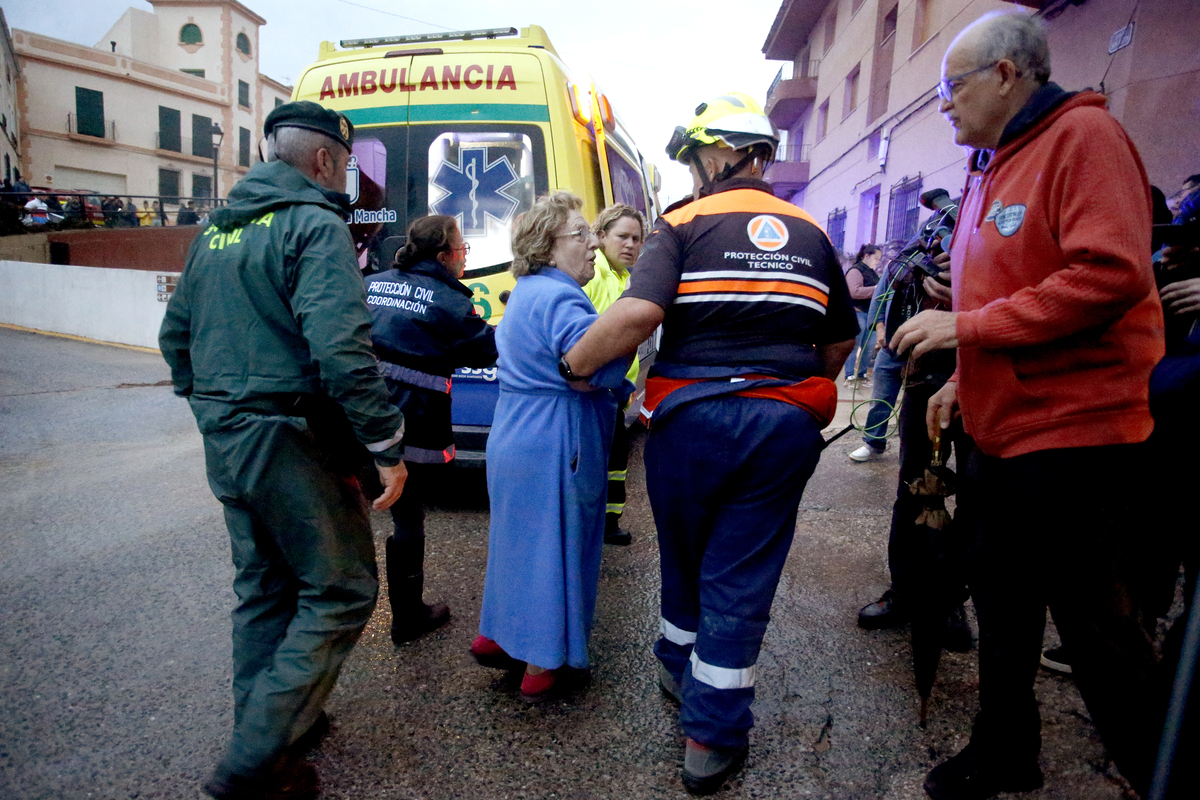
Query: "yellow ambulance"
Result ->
[[292, 26, 662, 462]]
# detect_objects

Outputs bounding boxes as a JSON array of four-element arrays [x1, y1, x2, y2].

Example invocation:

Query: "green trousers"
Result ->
[[201, 412, 378, 780]]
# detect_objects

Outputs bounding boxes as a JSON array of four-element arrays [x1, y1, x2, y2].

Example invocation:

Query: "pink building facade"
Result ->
[[761, 0, 1200, 254]]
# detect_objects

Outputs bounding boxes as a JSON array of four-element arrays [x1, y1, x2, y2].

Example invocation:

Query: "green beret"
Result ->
[[264, 100, 354, 151]]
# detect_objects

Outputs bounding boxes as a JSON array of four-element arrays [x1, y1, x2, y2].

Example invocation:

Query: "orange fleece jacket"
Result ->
[[949, 91, 1164, 457]]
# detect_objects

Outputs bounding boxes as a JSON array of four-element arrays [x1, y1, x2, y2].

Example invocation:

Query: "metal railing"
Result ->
[[775, 143, 813, 162], [67, 114, 116, 141], [768, 60, 821, 98]]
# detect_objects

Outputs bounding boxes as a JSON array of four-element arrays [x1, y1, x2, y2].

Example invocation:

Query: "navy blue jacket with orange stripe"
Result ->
[[625, 177, 858, 381]]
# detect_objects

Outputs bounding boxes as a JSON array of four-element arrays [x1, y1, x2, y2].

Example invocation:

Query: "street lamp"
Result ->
[[211, 123, 224, 203]]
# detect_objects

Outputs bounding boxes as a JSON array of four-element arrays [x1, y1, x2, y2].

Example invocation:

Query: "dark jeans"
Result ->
[[887, 379, 972, 599], [965, 442, 1158, 796]]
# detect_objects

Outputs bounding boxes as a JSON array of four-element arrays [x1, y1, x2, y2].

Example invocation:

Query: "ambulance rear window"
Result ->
[[427, 132, 536, 272]]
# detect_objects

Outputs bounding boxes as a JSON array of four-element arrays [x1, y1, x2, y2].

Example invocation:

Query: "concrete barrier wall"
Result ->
[[0, 260, 178, 349]]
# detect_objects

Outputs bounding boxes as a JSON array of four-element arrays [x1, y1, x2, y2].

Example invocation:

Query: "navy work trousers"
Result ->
[[646, 395, 823, 749], [202, 413, 379, 781]]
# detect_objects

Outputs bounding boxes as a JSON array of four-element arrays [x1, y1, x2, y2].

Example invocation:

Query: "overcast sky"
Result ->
[[6, 0, 788, 205]]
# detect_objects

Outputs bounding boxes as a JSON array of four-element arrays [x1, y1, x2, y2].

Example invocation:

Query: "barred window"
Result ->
[[886, 176, 922, 242], [827, 207, 847, 252]]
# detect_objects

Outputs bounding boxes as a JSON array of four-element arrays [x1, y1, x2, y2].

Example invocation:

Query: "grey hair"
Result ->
[[265, 126, 345, 168], [510, 192, 582, 278], [971, 12, 1051, 84]]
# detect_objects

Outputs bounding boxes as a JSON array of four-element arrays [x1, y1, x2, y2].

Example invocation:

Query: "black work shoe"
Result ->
[[923, 744, 1043, 800], [943, 604, 974, 653], [291, 711, 330, 753], [657, 662, 681, 706], [682, 739, 749, 796], [391, 602, 450, 645], [604, 528, 632, 546], [858, 590, 908, 630], [203, 757, 320, 800]]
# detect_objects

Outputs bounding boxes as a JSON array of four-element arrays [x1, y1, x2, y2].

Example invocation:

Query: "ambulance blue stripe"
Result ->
[[674, 293, 828, 313], [344, 104, 550, 126], [680, 270, 829, 292]]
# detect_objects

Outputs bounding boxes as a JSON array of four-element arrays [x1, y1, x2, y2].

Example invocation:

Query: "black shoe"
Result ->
[[923, 744, 1042, 800], [682, 739, 749, 796], [604, 527, 632, 546], [858, 590, 908, 630], [203, 757, 320, 800], [943, 604, 974, 653], [391, 602, 450, 645], [1039, 645, 1072, 675], [657, 662, 681, 706], [291, 711, 330, 753], [604, 514, 632, 546]]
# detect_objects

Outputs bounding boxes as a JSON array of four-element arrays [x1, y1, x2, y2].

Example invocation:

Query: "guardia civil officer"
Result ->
[[365, 215, 497, 644], [160, 101, 407, 800], [562, 93, 857, 795]]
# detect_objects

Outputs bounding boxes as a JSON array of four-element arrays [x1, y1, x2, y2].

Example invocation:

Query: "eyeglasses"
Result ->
[[937, 62, 999, 102], [451, 242, 471, 254], [556, 227, 594, 244]]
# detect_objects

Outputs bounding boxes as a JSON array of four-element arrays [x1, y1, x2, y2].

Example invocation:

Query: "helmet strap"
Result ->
[[712, 150, 759, 184]]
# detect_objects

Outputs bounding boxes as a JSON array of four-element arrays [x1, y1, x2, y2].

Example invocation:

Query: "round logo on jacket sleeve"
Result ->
[[747, 215, 789, 252]]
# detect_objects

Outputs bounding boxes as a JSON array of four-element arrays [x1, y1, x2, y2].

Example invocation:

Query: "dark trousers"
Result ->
[[386, 463, 445, 611], [647, 396, 823, 749], [965, 442, 1158, 796], [202, 414, 378, 780], [606, 407, 630, 522], [887, 379, 972, 599]]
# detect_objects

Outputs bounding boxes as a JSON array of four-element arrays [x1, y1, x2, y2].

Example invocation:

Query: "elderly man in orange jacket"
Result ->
[[892, 11, 1164, 800]]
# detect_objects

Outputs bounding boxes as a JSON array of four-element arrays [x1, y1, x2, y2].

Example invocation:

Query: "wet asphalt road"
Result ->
[[0, 326, 1139, 799]]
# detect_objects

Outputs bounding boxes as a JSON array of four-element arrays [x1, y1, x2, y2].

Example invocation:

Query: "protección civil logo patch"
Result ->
[[746, 215, 789, 252]]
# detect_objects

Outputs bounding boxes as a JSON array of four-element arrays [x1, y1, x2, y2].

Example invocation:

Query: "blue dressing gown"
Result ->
[[479, 267, 631, 670]]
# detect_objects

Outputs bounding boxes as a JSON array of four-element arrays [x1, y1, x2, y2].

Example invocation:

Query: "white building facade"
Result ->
[[13, 0, 291, 204], [0, 9, 21, 187]]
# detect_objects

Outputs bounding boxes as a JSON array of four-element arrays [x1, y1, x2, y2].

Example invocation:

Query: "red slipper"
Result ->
[[470, 636, 523, 670], [519, 669, 556, 703]]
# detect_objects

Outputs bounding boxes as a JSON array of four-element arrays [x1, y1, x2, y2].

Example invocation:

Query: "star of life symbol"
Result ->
[[746, 214, 789, 252], [430, 147, 520, 236], [984, 200, 1026, 237]]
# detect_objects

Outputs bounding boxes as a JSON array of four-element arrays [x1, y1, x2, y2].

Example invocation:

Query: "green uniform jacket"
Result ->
[[159, 160, 403, 461]]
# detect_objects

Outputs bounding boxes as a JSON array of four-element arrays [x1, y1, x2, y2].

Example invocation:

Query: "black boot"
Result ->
[[385, 535, 450, 645], [604, 512, 631, 546]]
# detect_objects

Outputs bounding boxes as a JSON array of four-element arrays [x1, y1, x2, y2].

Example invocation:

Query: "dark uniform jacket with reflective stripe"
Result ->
[[625, 177, 858, 381], [366, 260, 497, 463], [159, 160, 403, 461]]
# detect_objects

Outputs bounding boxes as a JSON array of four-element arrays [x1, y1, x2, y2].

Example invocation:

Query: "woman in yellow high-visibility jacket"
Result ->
[[583, 203, 646, 546]]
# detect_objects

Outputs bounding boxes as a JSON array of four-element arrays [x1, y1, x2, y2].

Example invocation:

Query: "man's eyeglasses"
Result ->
[[556, 227, 594, 244], [452, 242, 471, 254], [937, 61, 999, 102]]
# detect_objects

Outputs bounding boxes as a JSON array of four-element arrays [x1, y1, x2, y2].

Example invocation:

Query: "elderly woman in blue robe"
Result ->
[[472, 192, 632, 702]]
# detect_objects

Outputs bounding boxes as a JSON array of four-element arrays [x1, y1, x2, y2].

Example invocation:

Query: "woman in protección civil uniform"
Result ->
[[365, 214, 497, 644]]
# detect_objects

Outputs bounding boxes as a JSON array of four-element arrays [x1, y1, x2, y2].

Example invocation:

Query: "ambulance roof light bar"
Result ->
[[340, 27, 519, 49]]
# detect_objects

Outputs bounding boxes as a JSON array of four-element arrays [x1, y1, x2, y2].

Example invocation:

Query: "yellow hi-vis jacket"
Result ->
[[583, 249, 640, 386]]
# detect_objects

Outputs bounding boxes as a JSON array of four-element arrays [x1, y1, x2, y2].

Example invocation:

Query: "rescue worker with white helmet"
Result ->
[[561, 92, 857, 794]]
